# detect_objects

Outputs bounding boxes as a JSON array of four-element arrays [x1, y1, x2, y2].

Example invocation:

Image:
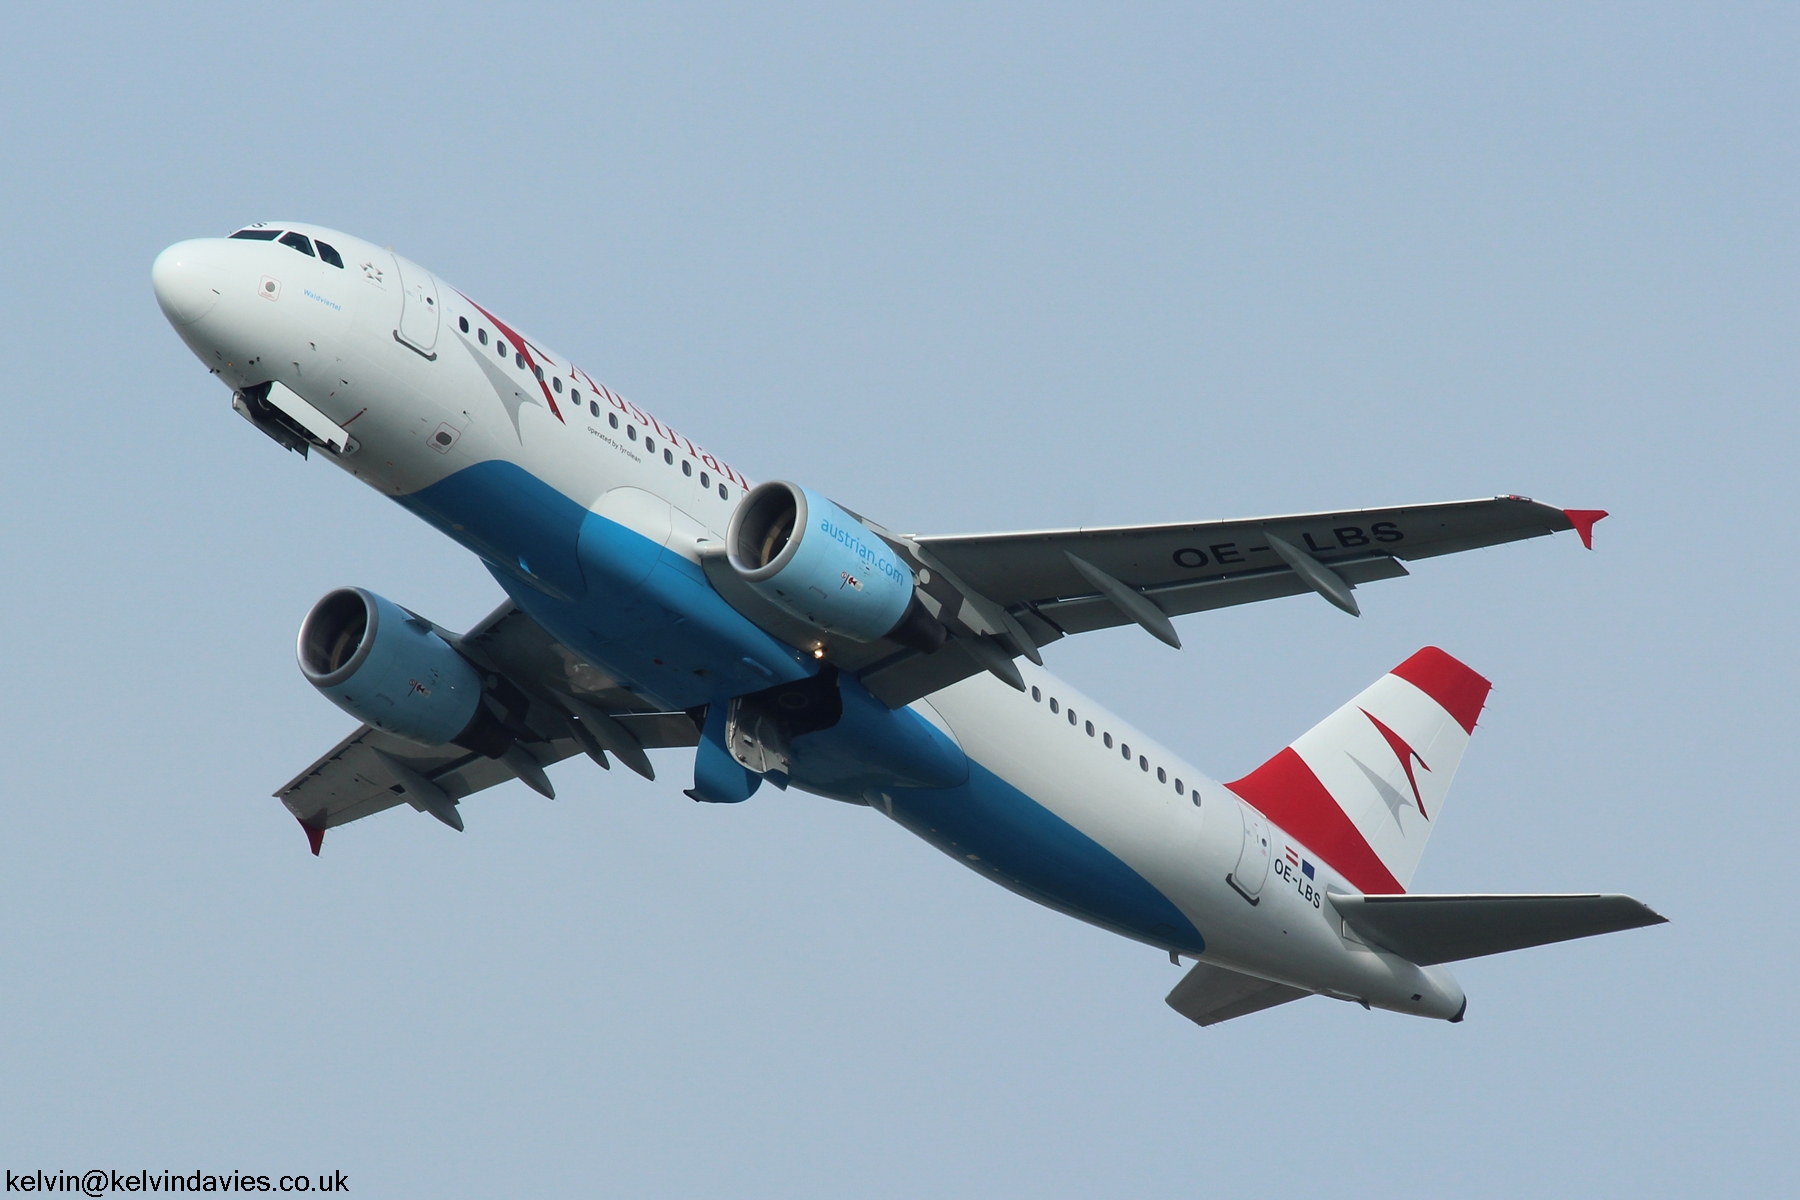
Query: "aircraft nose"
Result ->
[[151, 240, 226, 325]]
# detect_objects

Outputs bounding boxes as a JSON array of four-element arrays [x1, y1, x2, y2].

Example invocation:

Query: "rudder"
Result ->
[[1226, 647, 1491, 893]]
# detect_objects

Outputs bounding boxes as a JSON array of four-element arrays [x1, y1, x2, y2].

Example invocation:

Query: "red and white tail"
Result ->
[[1226, 647, 1491, 894]]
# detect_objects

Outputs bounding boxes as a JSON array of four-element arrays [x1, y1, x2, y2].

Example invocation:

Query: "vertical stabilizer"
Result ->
[[1226, 647, 1491, 892]]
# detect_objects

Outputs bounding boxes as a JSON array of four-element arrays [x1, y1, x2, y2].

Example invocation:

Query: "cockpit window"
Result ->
[[315, 239, 345, 269], [230, 228, 282, 240], [279, 231, 315, 257]]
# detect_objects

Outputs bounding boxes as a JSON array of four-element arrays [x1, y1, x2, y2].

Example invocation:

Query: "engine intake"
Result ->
[[727, 482, 939, 648], [298, 587, 487, 747]]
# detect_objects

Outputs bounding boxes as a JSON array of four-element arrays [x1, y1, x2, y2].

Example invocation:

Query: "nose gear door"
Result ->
[[392, 253, 441, 358], [1227, 802, 1271, 905]]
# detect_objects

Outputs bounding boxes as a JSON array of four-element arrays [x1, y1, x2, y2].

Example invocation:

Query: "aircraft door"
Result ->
[[392, 253, 441, 357], [1227, 803, 1271, 905]]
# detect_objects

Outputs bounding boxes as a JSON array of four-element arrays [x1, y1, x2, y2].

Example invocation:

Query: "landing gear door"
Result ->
[[392, 253, 441, 358], [1228, 803, 1271, 905]]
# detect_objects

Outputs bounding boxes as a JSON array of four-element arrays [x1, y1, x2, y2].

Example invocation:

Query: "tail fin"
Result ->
[[1226, 647, 1491, 893]]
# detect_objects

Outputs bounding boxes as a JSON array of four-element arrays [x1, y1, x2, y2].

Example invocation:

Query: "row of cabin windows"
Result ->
[[229, 228, 345, 268], [222, 235, 740, 503], [452, 317, 732, 500], [1030, 685, 1196, 806]]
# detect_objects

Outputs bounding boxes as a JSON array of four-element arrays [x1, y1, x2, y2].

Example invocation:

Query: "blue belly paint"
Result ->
[[884, 763, 1205, 955], [790, 674, 968, 797], [396, 459, 1201, 954], [398, 459, 811, 708]]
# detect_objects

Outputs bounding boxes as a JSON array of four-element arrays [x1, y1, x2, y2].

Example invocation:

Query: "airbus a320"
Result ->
[[151, 223, 1664, 1028]]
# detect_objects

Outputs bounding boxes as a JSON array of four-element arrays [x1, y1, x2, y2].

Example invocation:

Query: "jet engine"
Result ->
[[727, 482, 944, 650], [297, 587, 487, 747]]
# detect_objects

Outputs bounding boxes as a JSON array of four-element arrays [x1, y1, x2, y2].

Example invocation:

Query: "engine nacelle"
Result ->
[[727, 482, 926, 644], [297, 587, 486, 746]]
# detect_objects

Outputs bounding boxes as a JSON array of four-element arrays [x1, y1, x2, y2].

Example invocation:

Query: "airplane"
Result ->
[[150, 221, 1664, 1028]]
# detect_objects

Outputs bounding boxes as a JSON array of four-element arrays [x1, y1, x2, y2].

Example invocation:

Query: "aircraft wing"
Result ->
[[910, 495, 1596, 633], [275, 602, 700, 851], [825, 496, 1599, 708]]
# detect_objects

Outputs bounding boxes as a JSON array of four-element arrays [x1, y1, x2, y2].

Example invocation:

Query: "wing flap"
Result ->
[[1328, 893, 1668, 966], [860, 639, 991, 709], [1166, 961, 1312, 1027]]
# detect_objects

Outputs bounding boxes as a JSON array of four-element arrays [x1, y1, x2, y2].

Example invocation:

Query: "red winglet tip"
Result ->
[[1562, 508, 1608, 550], [299, 817, 326, 856]]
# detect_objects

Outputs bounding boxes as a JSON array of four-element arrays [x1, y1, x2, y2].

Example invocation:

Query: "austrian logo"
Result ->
[[1360, 707, 1431, 819]]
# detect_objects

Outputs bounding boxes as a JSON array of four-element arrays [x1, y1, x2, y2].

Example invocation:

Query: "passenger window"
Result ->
[[699, 471, 710, 488], [682, 460, 692, 477], [1191, 793, 1202, 808], [1175, 779, 1184, 795], [718, 483, 728, 499], [609, 413, 619, 429], [590, 401, 599, 417], [478, 329, 488, 345], [664, 449, 674, 464], [315, 240, 345, 268], [458, 316, 470, 333], [1139, 756, 1149, 772], [645, 437, 656, 453], [1085, 721, 1094, 736], [1120, 743, 1130, 759], [1157, 767, 1167, 783], [230, 228, 282, 240], [1049, 699, 1059, 714], [1103, 732, 1113, 748], [497, 341, 508, 356], [279, 231, 315, 257], [534, 365, 544, 381], [627, 426, 637, 440], [1031, 686, 1041, 702], [515, 353, 526, 369], [571, 389, 580, 403], [552, 377, 562, 393], [1067, 709, 1076, 726]]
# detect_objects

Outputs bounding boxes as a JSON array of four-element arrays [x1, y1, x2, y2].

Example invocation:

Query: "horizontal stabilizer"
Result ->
[[1329, 892, 1667, 966], [1166, 961, 1311, 1027]]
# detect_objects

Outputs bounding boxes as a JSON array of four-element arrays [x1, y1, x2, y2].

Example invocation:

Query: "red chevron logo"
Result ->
[[1360, 708, 1432, 820]]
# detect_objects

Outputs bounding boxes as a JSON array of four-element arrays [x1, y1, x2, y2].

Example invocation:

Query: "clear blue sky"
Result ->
[[1, 4, 1793, 1196]]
